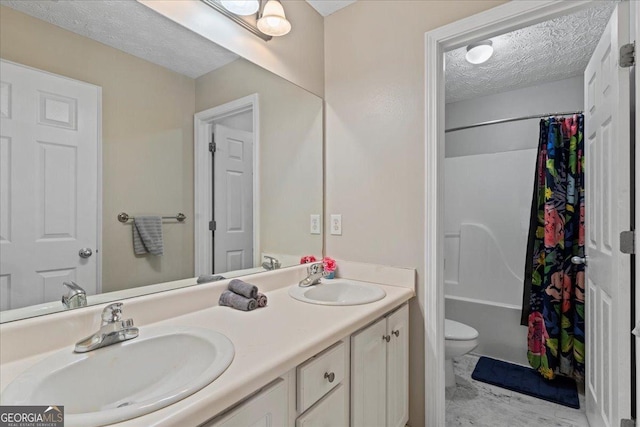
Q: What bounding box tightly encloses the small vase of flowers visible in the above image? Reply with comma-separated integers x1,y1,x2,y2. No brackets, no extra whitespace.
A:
322,257,337,279
300,255,317,264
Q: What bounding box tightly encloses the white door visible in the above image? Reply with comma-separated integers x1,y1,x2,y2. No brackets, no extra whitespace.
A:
386,304,409,427
0,60,100,310
351,317,387,427
213,124,253,273
635,0,640,420
584,3,631,426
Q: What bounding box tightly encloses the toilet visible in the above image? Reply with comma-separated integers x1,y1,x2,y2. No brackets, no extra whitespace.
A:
445,319,479,387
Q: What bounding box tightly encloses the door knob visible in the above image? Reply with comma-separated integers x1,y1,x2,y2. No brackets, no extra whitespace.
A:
79,248,93,258
571,256,587,265
324,372,335,383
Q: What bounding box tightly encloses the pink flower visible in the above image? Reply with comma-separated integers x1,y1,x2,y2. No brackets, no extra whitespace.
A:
544,205,564,247
300,255,317,264
528,312,548,356
322,257,337,272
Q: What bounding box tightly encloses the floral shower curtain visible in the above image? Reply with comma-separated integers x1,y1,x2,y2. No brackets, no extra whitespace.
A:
521,115,585,380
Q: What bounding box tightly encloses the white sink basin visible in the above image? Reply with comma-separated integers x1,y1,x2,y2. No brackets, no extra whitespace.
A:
1,326,234,427
289,279,386,306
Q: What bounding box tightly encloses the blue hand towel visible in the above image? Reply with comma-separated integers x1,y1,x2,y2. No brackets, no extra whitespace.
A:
132,216,163,256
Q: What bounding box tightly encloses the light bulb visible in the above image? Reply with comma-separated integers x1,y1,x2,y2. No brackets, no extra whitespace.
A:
221,0,260,16
257,0,291,36
465,41,494,65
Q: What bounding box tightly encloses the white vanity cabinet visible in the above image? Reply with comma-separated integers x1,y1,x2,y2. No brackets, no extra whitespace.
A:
203,378,289,427
295,341,349,426
351,303,409,427
202,303,409,427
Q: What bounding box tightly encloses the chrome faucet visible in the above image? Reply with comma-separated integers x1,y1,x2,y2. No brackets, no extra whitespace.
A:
299,262,329,287
262,255,281,271
74,303,139,353
62,281,87,309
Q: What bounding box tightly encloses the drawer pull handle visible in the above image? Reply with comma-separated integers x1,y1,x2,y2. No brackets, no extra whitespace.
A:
383,335,391,342
324,372,335,383
392,330,400,337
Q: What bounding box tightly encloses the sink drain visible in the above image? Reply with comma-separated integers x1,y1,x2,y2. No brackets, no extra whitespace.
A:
117,402,134,408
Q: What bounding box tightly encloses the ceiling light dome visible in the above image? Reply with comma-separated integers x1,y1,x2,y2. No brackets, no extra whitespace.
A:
221,0,260,16
465,40,494,65
257,0,291,36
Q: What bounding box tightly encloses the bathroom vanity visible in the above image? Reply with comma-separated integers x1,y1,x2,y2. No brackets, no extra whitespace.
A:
0,261,414,426
204,304,409,427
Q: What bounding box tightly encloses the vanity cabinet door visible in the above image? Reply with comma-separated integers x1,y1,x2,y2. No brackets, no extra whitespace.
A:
295,384,347,427
386,304,409,427
204,378,288,427
350,317,387,427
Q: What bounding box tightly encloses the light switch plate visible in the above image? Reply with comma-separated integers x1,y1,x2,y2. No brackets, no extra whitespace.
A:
310,214,321,235
330,214,342,235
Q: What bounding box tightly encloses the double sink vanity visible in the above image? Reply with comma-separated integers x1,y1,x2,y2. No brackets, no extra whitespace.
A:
0,261,414,426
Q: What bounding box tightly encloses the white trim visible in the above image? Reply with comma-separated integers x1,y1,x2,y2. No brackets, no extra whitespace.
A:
194,94,260,276
424,1,596,425
95,87,103,294
633,0,640,418
444,295,522,311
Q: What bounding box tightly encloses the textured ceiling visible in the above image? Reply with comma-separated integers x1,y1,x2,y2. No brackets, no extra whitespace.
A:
305,0,357,17
445,2,616,103
1,0,240,79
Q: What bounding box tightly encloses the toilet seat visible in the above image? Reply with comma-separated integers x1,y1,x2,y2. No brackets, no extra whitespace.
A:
445,319,479,341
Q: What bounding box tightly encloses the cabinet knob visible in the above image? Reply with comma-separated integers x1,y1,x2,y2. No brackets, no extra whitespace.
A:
392,330,400,337
383,335,391,342
324,372,335,383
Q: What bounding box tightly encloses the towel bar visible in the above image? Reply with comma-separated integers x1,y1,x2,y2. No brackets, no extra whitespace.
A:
117,212,186,223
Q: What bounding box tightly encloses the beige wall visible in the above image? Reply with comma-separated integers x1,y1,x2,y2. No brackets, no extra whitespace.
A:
0,6,196,293
323,1,506,425
140,0,325,98
196,59,323,259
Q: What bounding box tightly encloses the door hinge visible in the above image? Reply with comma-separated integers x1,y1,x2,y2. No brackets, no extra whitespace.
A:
620,42,635,68
620,230,635,254
209,132,216,154
621,419,636,427
209,220,216,231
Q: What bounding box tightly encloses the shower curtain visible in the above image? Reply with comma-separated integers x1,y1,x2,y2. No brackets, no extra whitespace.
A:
521,115,585,381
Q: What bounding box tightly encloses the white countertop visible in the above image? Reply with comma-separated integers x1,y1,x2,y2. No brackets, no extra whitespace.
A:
0,261,415,427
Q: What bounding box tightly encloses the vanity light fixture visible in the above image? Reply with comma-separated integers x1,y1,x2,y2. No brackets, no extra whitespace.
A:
201,0,291,41
465,40,494,65
257,0,291,37
220,0,260,16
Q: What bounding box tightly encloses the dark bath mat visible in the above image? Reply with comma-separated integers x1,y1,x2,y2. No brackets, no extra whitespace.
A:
471,356,579,409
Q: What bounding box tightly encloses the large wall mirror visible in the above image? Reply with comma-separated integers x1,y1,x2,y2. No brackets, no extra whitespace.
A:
0,1,323,322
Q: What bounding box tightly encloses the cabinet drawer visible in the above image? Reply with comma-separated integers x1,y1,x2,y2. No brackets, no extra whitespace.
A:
296,384,347,427
297,341,345,413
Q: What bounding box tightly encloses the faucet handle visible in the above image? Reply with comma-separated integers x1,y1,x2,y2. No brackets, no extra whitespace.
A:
307,262,324,274
101,303,124,324
62,281,87,309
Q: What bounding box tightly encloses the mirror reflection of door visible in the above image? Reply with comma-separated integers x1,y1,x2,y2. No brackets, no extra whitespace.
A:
212,119,254,274
0,60,100,310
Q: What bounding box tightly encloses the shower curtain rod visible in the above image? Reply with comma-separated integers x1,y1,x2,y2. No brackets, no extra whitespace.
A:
445,110,584,133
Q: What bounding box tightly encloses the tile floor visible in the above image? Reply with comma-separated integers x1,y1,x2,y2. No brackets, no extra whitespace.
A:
445,354,589,427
